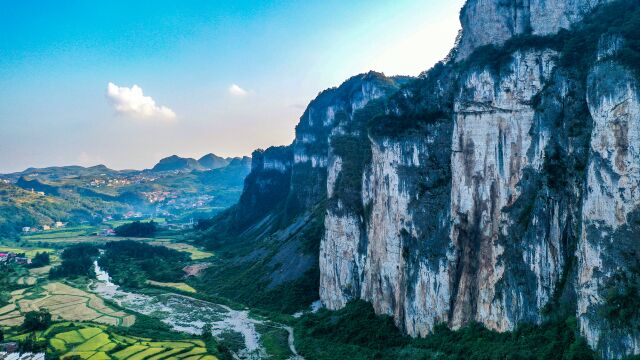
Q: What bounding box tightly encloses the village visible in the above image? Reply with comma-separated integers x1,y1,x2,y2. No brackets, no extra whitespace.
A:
20,221,65,234
0,252,29,266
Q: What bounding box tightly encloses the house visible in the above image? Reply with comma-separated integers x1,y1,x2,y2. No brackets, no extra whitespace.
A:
55,221,65,228
15,257,29,265
99,228,116,237
22,227,31,233
42,225,50,231
0,253,28,265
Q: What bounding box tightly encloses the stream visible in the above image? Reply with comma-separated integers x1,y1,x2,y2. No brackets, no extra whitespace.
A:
91,261,303,360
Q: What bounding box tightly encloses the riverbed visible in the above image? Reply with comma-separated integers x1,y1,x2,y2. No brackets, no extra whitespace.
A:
91,261,303,359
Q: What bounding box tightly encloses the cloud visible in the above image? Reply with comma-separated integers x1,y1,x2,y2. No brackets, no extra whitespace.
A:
228,84,249,96
106,82,176,120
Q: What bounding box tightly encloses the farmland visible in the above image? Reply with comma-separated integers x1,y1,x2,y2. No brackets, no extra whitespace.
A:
9,322,218,360
0,281,135,328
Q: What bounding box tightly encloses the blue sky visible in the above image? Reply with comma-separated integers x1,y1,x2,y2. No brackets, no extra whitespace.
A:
0,0,464,172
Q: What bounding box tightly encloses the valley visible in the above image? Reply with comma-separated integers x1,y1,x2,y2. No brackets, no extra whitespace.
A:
2,0,640,359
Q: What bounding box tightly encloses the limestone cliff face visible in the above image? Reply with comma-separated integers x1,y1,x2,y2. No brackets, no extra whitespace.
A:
286,73,404,219
578,57,640,358
456,0,613,60
449,49,559,331
221,0,640,358
317,1,640,358
232,146,293,230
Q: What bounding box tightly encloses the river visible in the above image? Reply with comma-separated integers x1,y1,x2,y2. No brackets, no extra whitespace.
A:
91,261,303,360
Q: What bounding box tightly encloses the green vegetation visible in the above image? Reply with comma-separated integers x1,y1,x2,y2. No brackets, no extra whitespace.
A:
49,244,99,279
22,309,52,331
0,182,119,240
29,252,50,268
194,207,325,314
98,240,190,288
295,301,596,360
6,322,218,359
114,220,157,237
601,259,640,329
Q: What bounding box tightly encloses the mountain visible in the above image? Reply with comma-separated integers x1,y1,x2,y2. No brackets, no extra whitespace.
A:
0,164,123,183
198,153,230,169
198,0,640,358
151,155,202,172
151,153,239,172
0,154,252,238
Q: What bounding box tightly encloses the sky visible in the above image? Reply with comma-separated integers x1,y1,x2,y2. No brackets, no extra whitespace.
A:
0,0,465,173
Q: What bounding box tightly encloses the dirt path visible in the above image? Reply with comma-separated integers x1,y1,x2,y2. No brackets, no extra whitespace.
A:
283,325,304,360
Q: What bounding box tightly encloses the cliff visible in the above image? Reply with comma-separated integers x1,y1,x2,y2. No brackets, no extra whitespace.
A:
203,0,640,358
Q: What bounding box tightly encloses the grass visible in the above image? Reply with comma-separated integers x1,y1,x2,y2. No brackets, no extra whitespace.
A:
146,280,196,293
256,324,293,360
150,240,214,260
22,226,96,241
0,245,55,258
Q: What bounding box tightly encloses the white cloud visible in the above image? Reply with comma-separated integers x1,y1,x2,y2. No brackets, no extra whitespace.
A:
106,82,176,120
228,84,249,96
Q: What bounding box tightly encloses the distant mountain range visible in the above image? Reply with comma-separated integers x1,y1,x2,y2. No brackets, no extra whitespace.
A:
0,153,252,239
151,153,250,172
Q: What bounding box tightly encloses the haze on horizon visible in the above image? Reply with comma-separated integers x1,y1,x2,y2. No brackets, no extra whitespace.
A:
0,0,464,173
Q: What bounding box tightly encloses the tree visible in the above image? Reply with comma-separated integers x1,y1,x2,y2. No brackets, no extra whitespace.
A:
201,324,213,341
22,309,52,331
0,328,4,342
29,252,50,268
114,221,157,237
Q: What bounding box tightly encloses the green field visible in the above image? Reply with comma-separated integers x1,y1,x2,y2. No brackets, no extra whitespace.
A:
19,323,219,359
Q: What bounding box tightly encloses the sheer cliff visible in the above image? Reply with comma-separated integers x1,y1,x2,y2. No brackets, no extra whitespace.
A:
202,0,640,358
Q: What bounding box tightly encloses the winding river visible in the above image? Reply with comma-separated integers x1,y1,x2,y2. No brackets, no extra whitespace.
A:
91,261,303,360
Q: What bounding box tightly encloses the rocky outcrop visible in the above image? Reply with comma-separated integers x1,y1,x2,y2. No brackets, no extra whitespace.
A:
578,58,640,358
286,72,406,218
232,146,293,230
216,0,640,358
456,0,613,60
448,49,559,330
318,1,640,358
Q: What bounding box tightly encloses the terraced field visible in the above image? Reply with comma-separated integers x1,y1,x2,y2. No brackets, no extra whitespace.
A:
0,282,135,327
47,325,217,360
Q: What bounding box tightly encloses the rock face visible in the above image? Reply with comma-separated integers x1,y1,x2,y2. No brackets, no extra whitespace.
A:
578,59,640,359
220,0,640,358
317,1,639,358
456,0,613,60
448,49,559,331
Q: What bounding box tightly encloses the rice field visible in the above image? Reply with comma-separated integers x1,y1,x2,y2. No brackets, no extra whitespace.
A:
0,282,135,327
0,245,55,258
46,324,217,359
